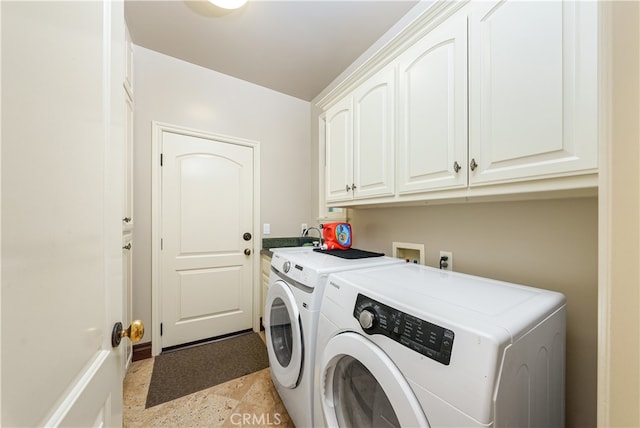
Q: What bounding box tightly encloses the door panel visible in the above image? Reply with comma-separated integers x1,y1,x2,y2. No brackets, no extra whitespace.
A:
2,1,124,425
177,154,243,253
178,267,242,318
161,131,254,348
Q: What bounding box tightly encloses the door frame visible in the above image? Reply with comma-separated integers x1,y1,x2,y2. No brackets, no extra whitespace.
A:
151,121,261,356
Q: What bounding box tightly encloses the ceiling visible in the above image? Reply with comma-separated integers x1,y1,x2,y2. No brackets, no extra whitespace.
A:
124,0,420,101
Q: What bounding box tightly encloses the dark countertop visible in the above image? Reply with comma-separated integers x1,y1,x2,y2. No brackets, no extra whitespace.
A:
260,237,318,257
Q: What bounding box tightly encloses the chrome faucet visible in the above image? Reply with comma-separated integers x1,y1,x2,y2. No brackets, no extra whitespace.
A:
302,226,323,247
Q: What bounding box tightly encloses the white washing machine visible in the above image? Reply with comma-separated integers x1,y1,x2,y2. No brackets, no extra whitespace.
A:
315,263,566,428
265,247,404,428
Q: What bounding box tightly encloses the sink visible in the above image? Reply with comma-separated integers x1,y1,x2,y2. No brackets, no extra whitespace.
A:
262,236,319,251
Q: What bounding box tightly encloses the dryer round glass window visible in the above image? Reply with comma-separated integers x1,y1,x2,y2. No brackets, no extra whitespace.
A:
320,332,429,427
332,355,400,428
269,297,293,367
264,279,302,388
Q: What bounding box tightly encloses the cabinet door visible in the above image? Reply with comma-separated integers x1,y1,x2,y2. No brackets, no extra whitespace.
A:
260,254,271,320
397,13,468,194
122,235,133,373
468,0,597,186
123,93,133,231
325,96,354,202
353,66,396,199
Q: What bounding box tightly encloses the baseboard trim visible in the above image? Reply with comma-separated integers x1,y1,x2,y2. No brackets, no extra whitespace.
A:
133,342,152,361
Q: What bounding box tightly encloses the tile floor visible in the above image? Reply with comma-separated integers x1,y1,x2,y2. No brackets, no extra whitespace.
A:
123,334,294,427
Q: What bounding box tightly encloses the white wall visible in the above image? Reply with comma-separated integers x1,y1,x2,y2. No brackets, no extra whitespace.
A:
347,198,598,427
132,46,313,343
598,2,640,425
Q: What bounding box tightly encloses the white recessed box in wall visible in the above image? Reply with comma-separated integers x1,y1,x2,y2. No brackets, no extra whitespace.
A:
392,242,425,264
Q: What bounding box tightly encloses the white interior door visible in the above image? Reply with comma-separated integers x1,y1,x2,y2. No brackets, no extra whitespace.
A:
160,129,255,349
1,1,126,426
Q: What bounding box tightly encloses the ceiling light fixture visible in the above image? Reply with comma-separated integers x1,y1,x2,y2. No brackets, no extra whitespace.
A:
207,0,248,10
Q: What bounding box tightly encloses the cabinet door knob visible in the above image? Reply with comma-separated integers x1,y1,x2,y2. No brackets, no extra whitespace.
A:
453,161,461,173
470,158,478,171
346,184,351,192
123,243,132,250
352,183,357,190
122,217,132,223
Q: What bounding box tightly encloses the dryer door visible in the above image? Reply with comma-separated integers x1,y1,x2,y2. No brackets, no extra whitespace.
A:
265,279,303,388
320,332,429,428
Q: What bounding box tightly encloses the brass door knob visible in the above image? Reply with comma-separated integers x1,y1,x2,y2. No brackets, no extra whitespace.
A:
111,320,144,347
244,248,251,256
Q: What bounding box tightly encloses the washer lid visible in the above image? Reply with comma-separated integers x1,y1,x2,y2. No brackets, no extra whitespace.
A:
270,247,403,288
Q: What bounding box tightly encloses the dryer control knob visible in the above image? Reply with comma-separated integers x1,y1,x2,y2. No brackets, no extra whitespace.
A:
359,309,376,330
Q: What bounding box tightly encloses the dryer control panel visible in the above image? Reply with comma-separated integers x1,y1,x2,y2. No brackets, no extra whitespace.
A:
354,293,454,366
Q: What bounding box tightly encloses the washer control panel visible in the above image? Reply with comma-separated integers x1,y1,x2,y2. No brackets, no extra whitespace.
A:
353,293,454,365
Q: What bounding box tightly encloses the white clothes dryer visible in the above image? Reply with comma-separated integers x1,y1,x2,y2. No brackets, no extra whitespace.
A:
315,263,566,428
265,247,404,428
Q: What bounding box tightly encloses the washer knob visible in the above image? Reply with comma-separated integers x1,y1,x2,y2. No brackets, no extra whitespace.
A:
359,309,376,330
283,261,291,273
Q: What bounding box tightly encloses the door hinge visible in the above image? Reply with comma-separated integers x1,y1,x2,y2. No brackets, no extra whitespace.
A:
160,153,163,166
160,323,163,336
161,238,163,250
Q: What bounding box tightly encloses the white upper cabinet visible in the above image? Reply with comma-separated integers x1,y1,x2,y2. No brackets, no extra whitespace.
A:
353,66,396,199
325,96,353,202
468,0,598,186
397,12,468,194
326,66,396,202
319,0,598,207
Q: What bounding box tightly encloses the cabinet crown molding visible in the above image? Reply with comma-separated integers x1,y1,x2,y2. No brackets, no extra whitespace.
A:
316,0,469,111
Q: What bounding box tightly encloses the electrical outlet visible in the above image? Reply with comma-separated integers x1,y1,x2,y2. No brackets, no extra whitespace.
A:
439,251,453,271
301,223,308,234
